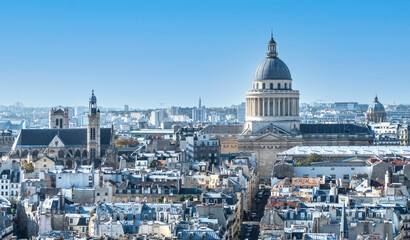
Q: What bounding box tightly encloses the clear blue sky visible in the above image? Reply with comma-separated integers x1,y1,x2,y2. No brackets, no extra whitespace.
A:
1,1,409,108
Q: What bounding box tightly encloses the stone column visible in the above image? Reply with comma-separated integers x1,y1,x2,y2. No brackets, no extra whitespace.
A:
262,98,265,116
278,98,282,116
288,98,292,116
250,98,253,116
280,98,285,116
268,98,271,116
253,98,256,116
272,98,276,116
256,98,259,116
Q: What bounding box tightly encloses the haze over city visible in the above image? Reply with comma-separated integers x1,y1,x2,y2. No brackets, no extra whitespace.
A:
1,1,410,108
2,2,410,240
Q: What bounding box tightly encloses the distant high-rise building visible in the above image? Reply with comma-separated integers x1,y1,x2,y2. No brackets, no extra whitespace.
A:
167,106,180,116
236,102,246,123
150,110,168,128
124,104,129,112
192,108,206,123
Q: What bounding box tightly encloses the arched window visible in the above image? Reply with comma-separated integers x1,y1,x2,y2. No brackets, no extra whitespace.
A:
91,148,96,159
270,83,273,90
278,83,281,89
90,128,96,140
284,83,287,89
262,83,265,89
75,150,81,158
66,160,73,169
289,83,292,89
60,119,63,128
56,119,59,126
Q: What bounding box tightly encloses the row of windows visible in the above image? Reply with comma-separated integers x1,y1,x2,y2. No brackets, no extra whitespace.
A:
253,82,292,90
303,174,351,180
0,191,17,196
96,192,109,196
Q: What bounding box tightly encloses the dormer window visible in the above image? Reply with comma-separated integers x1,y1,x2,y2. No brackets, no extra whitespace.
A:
55,141,58,146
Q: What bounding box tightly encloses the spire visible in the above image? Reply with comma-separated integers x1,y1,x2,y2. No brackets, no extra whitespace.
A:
89,90,98,114
199,97,202,108
374,95,378,102
267,32,278,57
340,204,349,238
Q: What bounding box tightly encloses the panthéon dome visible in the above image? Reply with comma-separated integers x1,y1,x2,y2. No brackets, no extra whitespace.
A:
253,34,292,80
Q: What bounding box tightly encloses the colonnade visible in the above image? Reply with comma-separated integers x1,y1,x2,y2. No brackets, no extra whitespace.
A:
246,97,299,117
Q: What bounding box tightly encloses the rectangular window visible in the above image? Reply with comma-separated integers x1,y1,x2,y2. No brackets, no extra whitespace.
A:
343,174,349,180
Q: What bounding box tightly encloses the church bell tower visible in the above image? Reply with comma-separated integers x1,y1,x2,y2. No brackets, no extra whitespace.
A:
87,90,101,160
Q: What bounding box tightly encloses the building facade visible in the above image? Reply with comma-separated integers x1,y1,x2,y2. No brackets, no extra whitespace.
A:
49,108,69,129
236,35,373,180
11,91,115,168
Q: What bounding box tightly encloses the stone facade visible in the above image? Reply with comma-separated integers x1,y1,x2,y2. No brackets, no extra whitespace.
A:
236,36,373,180
49,108,69,129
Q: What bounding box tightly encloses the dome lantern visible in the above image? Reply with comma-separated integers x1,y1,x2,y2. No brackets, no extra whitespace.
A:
267,32,278,57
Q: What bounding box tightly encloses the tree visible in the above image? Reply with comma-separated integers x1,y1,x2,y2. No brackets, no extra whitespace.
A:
301,153,323,166
157,197,164,203
9,198,16,214
178,194,195,201
21,160,34,173
307,153,322,163
115,138,139,148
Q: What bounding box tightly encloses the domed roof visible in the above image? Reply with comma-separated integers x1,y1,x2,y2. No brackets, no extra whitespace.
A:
254,56,292,80
90,90,97,104
368,95,385,112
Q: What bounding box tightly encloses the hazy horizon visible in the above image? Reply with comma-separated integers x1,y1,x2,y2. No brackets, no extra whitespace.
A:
1,1,410,108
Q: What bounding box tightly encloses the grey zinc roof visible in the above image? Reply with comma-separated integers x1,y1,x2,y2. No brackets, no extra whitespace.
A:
300,124,370,135
16,128,112,146
201,124,243,135
253,56,292,80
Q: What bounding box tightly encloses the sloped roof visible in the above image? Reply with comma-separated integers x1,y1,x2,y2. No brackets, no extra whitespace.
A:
16,128,112,146
201,124,243,135
300,123,370,135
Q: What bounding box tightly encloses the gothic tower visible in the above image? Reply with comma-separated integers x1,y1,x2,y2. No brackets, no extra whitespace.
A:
49,108,69,129
87,90,101,160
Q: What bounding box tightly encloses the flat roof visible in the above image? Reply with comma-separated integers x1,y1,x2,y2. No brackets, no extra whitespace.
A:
131,129,174,134
279,146,410,156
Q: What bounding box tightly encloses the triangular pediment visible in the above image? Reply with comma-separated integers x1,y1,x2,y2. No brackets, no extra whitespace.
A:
48,134,65,148
253,132,288,141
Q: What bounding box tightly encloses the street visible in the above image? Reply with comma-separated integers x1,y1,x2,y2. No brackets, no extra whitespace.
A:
240,187,270,240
